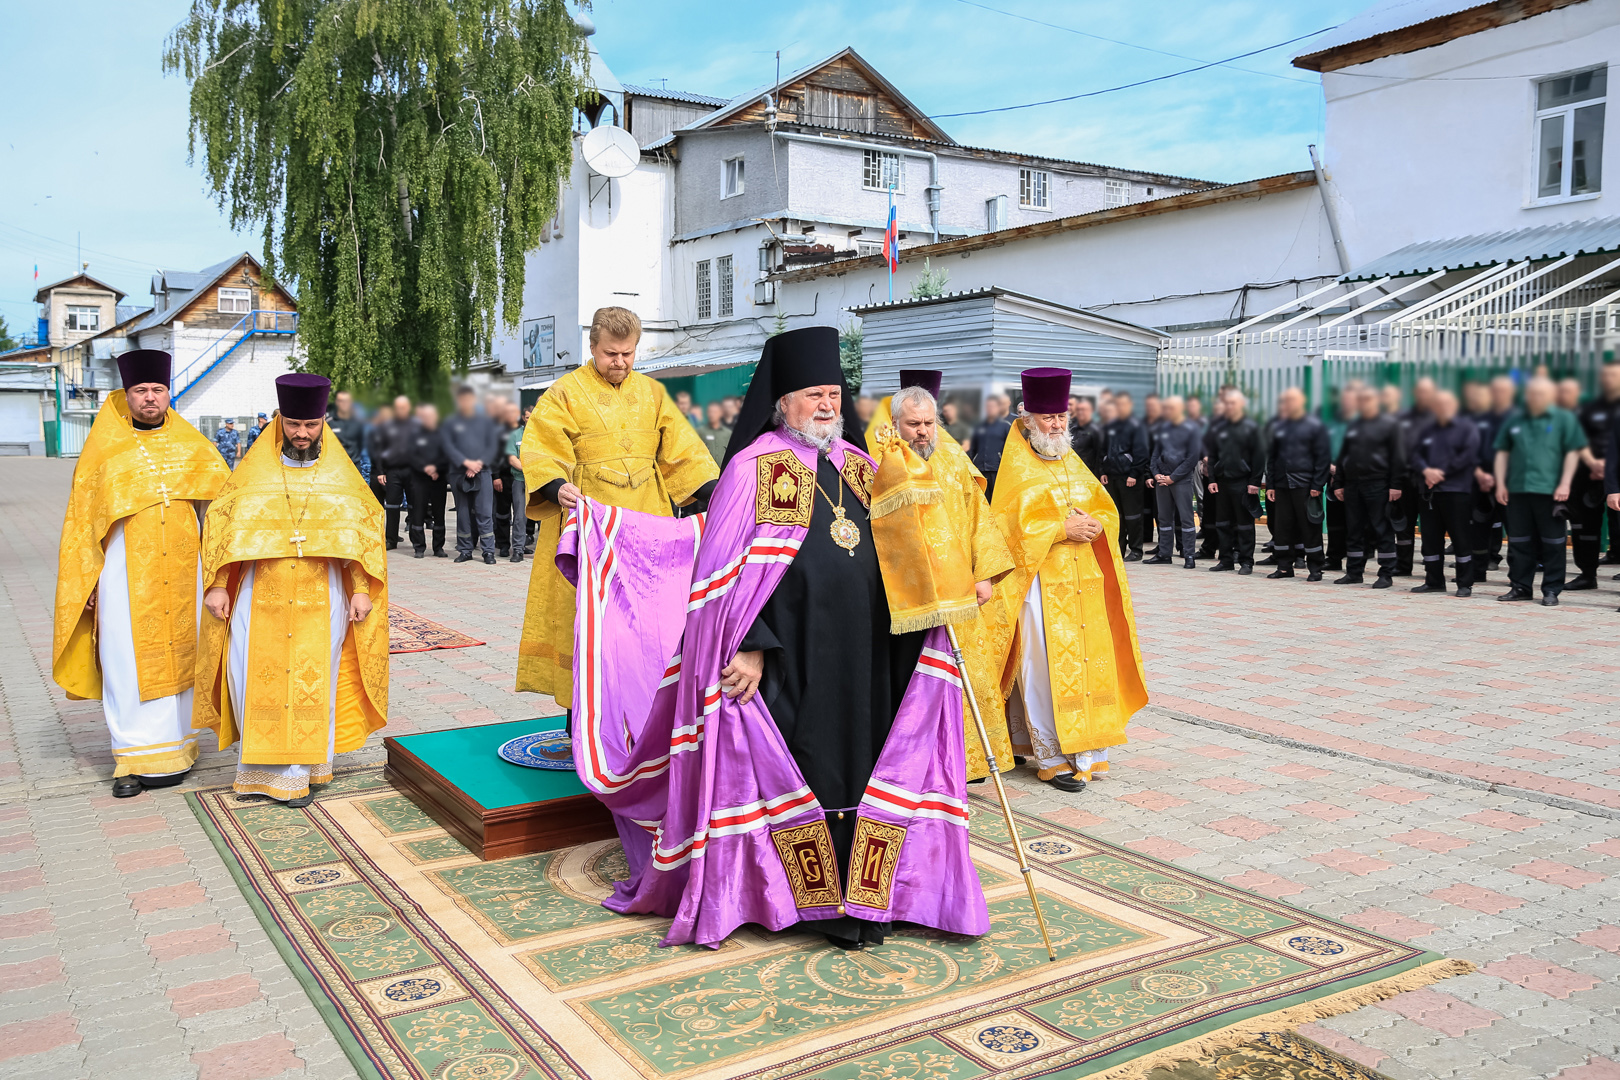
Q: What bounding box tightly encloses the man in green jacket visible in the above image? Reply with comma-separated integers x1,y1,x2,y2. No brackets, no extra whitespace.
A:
1494,376,1586,606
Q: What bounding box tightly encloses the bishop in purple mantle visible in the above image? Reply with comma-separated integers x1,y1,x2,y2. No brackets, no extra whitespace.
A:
558,327,987,950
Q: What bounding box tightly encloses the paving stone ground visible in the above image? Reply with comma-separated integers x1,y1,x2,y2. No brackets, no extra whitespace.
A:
2,456,1617,1079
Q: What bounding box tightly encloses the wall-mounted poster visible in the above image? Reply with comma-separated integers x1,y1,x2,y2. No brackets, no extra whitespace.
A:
523,316,555,371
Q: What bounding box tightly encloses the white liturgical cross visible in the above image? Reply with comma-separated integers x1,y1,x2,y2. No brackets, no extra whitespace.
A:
289,532,308,557
155,482,172,508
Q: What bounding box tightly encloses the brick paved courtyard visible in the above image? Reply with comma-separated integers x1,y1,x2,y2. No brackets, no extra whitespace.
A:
2,455,1617,1079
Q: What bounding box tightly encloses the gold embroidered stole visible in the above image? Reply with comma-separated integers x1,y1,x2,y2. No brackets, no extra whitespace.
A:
240,555,337,760
122,503,204,700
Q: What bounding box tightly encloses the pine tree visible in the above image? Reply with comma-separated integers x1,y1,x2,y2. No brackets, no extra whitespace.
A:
165,0,588,395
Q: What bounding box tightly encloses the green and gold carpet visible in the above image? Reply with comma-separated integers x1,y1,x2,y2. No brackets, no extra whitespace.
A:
190,767,1464,1080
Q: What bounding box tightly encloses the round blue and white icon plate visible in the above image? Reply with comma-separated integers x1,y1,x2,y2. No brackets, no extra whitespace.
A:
496,732,574,770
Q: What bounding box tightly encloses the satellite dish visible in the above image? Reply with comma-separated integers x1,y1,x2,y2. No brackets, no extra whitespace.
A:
582,125,639,179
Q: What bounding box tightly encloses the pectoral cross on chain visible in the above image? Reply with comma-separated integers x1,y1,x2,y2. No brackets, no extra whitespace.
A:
155,482,172,508
289,531,308,558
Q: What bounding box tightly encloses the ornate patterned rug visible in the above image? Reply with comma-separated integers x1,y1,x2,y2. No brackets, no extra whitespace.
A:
387,605,485,654
189,767,1461,1080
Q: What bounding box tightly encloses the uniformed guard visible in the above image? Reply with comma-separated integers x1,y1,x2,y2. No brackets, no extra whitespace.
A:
1206,389,1264,574
1475,375,1520,573
1101,391,1151,562
1409,390,1480,596
1263,387,1332,580
1388,379,1436,577
1323,380,1362,571
1569,366,1620,590
1334,385,1405,587
1462,381,1499,582
1493,376,1587,605
212,416,240,467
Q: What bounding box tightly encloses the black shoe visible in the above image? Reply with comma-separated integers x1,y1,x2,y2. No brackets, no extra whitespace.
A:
1455,586,1472,598
1409,583,1445,593
286,793,315,808
1044,773,1087,793
1306,571,1322,582
859,921,890,946
1185,557,1197,570
967,776,988,785
1564,575,1597,591
1123,551,1142,563
1197,548,1217,560
1265,569,1294,579
525,541,536,555
1371,575,1392,589
1237,564,1253,575
1490,559,1503,571
413,549,425,559
1143,555,1173,565
1209,562,1235,572
1013,756,1028,767
454,552,474,563
1497,589,1534,602
1542,595,1561,607
433,548,449,558
824,932,862,951
386,540,398,550
136,771,188,789
509,553,523,563
112,775,143,798
497,547,510,558
1333,574,1363,585
1324,559,1342,571
1256,555,1278,566
483,552,497,565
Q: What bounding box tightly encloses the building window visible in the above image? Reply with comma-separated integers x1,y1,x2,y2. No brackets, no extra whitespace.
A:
65,305,100,332
717,255,734,318
696,260,712,320
863,149,902,192
721,157,745,199
1019,168,1050,209
1105,179,1131,206
985,194,1008,231
855,240,884,258
1536,66,1606,200
218,287,252,314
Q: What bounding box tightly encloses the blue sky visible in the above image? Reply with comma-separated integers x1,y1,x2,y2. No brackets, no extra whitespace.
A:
0,0,1369,337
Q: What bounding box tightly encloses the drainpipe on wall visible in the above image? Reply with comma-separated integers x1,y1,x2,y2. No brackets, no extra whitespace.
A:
1309,144,1351,276
772,131,941,243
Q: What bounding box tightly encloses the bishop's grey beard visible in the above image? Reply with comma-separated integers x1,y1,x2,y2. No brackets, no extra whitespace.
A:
284,434,323,463
778,414,844,455
912,435,937,460
1025,425,1069,460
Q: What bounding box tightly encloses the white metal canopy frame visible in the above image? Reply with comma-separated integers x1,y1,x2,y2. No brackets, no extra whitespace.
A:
1159,249,1620,413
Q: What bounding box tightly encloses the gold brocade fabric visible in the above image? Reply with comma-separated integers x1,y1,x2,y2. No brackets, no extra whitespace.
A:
52,392,229,702
990,422,1148,756
194,422,388,762
868,424,976,633
516,363,718,707
867,401,1017,779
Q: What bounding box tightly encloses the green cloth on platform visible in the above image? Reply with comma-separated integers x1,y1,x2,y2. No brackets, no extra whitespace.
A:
392,716,584,809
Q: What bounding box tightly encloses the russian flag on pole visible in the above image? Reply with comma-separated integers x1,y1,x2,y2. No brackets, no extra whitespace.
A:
884,199,900,273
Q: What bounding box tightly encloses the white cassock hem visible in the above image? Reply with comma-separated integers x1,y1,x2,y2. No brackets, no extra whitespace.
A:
227,559,348,801
97,519,202,778
1010,572,1111,776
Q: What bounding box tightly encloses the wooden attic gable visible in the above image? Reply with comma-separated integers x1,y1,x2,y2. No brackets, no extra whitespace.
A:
707,48,954,143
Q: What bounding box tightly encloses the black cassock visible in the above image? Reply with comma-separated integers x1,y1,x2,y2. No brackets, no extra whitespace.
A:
740,453,925,943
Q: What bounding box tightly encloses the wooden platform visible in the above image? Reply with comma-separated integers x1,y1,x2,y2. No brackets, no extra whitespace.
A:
383,721,616,861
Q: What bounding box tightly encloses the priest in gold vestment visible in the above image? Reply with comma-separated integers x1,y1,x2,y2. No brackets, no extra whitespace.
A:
992,368,1147,793
52,351,231,797
195,374,388,806
517,306,718,711
866,371,1016,781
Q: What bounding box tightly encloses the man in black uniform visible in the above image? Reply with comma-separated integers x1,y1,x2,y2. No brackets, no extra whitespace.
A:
1462,381,1499,583
1069,395,1106,475
1145,395,1201,568
1389,379,1436,576
1206,390,1264,574
1476,375,1519,572
1334,385,1405,588
1101,390,1151,562
1410,390,1480,596
969,393,1013,500
442,385,503,564
375,395,417,550
326,390,366,467
1264,387,1332,580
486,394,516,558
1569,365,1620,590
1141,393,1163,547
1323,380,1362,571
1197,392,1229,560
407,403,450,558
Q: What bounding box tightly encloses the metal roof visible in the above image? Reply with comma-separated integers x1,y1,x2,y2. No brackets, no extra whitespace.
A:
1348,216,1620,279
620,84,729,107
1294,0,1492,61
637,346,758,378
135,252,278,331
850,287,1167,345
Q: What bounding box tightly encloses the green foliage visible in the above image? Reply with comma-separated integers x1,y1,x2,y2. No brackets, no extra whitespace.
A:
164,0,588,396
0,316,17,353
838,320,863,391
769,309,788,337
908,257,949,300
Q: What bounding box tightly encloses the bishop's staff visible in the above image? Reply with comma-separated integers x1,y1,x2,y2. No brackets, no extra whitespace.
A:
867,423,1057,963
